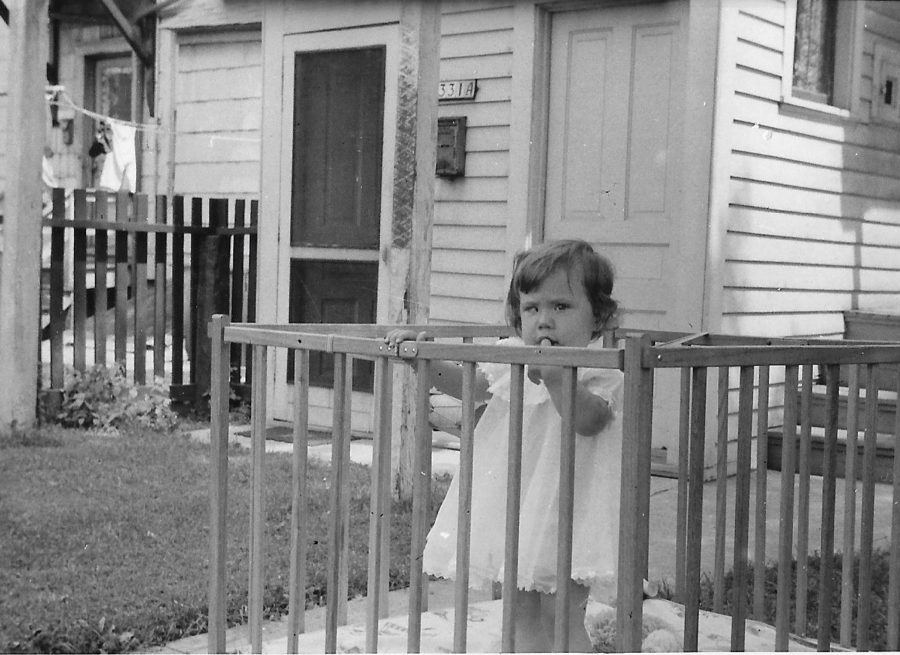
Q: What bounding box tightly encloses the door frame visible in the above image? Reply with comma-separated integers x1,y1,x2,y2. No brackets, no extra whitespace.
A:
272,24,399,424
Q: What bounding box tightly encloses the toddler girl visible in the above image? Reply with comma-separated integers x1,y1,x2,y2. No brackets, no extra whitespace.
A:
386,239,623,652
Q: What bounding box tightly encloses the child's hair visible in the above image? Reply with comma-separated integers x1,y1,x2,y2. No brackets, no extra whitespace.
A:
505,239,618,339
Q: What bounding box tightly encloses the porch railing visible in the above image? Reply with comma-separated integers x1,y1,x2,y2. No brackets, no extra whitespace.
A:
208,319,900,652
41,189,257,410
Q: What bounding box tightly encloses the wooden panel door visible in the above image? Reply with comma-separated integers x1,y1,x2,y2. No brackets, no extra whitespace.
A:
544,2,686,331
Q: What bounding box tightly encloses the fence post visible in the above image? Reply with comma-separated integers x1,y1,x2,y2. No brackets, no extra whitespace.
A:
616,334,654,652
192,198,231,404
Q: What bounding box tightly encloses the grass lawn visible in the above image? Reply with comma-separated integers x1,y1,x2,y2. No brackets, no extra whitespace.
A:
0,426,451,654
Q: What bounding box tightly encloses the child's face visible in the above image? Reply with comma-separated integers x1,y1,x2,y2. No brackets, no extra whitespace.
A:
518,266,596,348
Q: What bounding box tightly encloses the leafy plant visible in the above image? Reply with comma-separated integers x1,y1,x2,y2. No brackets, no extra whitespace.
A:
49,365,178,434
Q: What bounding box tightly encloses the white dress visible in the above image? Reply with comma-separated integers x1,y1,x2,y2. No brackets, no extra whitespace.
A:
423,338,624,600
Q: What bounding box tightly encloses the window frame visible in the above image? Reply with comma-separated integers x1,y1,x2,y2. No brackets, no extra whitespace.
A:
781,0,865,120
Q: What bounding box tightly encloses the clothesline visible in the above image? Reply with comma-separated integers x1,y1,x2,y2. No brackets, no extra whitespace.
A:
45,86,262,143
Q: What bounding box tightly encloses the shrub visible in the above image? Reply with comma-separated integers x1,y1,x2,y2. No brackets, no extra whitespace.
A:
50,365,178,434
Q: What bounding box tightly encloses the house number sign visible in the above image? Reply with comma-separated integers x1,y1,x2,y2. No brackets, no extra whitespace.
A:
439,79,477,101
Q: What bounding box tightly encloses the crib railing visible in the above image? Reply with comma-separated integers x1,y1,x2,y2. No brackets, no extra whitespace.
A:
207,318,900,653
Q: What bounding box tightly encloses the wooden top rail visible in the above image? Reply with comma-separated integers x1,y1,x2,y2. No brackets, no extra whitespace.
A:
649,343,900,368
224,322,513,339
220,323,624,368
42,218,257,236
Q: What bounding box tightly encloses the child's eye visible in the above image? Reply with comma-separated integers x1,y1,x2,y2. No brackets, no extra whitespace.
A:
522,305,537,314
554,303,569,311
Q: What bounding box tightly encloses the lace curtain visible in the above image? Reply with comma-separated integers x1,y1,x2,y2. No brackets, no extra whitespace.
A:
793,0,837,103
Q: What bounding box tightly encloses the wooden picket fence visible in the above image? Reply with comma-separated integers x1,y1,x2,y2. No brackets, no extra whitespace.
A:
207,320,900,653
41,188,258,410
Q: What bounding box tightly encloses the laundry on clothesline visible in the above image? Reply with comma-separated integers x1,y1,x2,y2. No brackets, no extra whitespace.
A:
98,120,137,192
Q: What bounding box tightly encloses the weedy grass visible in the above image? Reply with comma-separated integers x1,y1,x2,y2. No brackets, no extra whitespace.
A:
0,425,450,653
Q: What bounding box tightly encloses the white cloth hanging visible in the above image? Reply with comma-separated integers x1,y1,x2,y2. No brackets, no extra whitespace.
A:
99,120,137,192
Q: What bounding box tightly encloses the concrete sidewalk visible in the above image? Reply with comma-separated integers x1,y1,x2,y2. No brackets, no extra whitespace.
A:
171,424,894,653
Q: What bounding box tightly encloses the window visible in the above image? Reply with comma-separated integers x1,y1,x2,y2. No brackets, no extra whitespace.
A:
782,0,863,116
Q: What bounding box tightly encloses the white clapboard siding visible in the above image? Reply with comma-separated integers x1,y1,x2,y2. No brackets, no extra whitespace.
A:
172,30,262,196
719,0,900,351
431,0,512,334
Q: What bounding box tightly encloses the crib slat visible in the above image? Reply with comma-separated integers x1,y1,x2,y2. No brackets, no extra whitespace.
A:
153,195,167,380
288,349,310,654
616,335,654,652
684,366,708,652
230,199,246,383
856,364,878,650
795,364,813,636
753,365,769,621
729,365,754,651
775,365,798,650
249,345,268,654
553,367,577,654
407,358,433,653
245,200,258,384
675,367,690,603
888,366,900,650
713,366,729,614
325,352,348,653
366,356,392,653
207,315,230,654
453,361,477,653
817,364,840,652
501,364,525,652
72,190,88,372
338,357,353,625
839,364,861,647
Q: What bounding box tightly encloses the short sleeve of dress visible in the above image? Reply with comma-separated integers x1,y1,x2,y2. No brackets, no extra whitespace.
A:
477,337,520,390
577,341,624,416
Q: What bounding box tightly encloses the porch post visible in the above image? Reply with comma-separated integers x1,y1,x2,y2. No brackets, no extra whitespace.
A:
388,0,441,500
0,0,48,430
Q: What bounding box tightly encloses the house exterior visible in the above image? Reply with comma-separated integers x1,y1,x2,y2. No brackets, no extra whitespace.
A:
3,0,900,470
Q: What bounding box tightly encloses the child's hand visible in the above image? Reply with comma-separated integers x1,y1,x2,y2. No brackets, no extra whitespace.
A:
384,328,419,352
527,338,562,388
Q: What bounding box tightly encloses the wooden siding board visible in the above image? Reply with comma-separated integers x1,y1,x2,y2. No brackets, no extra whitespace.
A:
177,67,262,102
731,151,900,201
432,224,507,250
864,5,900,44
725,261,900,292
429,296,505,325
735,7,784,52
729,179,900,220
453,125,509,152
175,133,261,164
441,5,514,35
432,272,505,301
176,99,262,133
174,162,260,194
441,30,513,58
734,38,782,77
733,94,900,150
178,38,261,71
435,151,508,178
720,313,845,338
725,232,900,269
733,66,783,103
434,200,508,226
440,53,512,79
731,120,900,178
434,178,508,202
722,289,880,314
728,207,900,248
736,0,785,29
432,249,508,276
438,99,510,127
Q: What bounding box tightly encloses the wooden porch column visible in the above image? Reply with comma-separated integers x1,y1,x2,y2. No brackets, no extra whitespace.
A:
388,1,441,500
0,0,48,430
